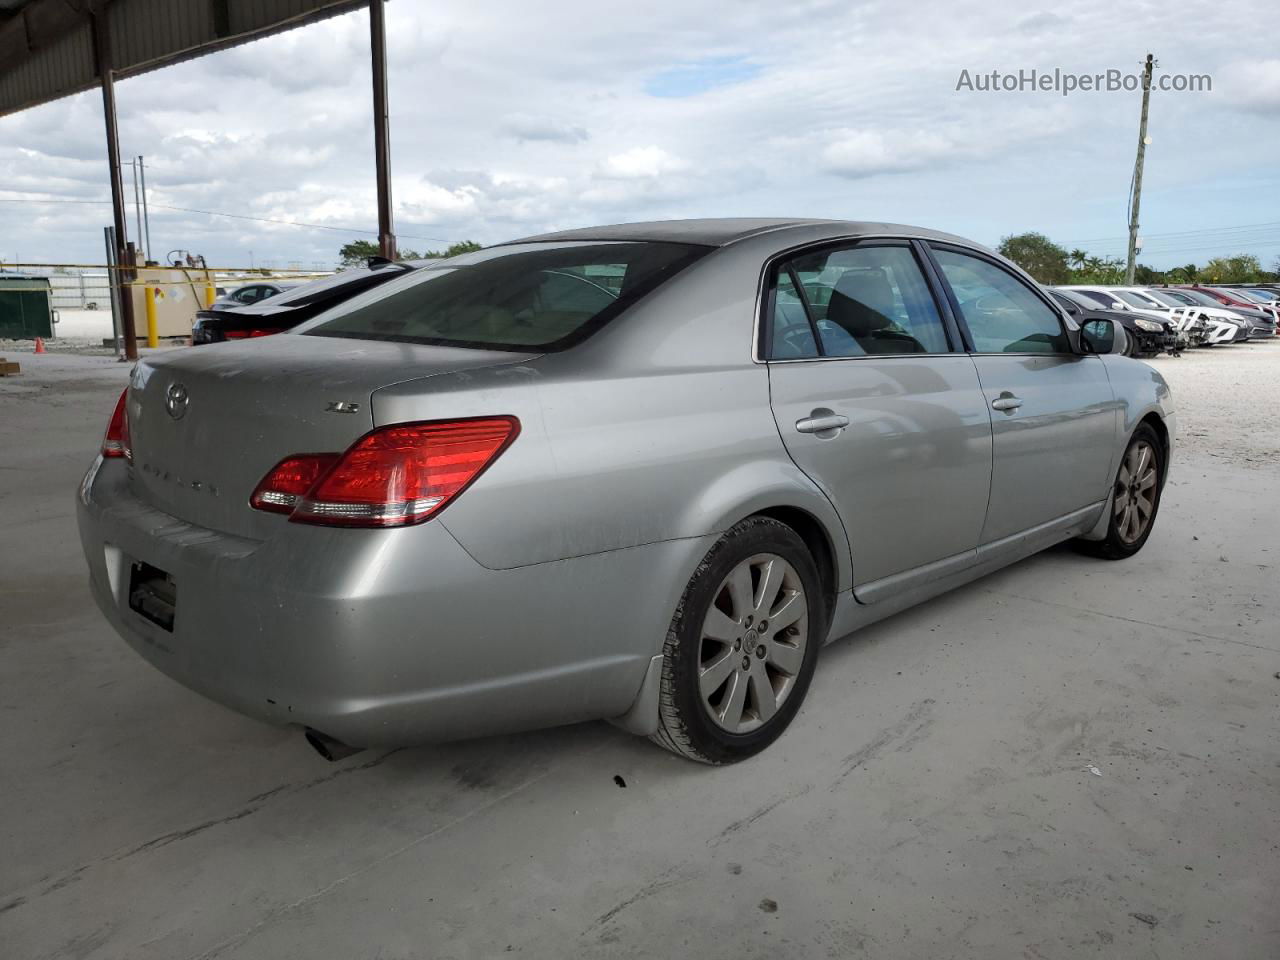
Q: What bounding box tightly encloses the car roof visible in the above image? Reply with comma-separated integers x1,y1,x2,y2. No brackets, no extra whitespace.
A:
500,217,976,249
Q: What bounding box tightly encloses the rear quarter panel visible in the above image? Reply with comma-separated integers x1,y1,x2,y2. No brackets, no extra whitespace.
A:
371,241,853,587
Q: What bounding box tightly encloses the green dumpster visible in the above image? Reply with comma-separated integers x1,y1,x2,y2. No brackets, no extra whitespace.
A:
0,276,55,340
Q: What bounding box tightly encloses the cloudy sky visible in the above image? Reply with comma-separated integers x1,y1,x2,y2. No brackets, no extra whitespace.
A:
1,0,1277,271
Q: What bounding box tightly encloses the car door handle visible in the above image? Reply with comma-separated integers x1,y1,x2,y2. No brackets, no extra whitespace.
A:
990,395,1023,411
795,413,849,434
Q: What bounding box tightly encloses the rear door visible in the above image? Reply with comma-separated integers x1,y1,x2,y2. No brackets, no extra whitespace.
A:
926,244,1117,543
764,240,993,587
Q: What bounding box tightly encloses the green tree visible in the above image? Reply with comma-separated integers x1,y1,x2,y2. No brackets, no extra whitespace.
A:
997,232,1072,284
1133,263,1165,284
421,240,483,259
338,239,428,268
1068,249,1088,271
1197,255,1263,284
1166,263,1198,283
1070,255,1126,284
338,239,379,268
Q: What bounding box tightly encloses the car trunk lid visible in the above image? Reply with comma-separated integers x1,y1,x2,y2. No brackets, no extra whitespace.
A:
126,334,533,539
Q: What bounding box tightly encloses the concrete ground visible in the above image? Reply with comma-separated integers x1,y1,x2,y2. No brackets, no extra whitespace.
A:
2,344,1277,960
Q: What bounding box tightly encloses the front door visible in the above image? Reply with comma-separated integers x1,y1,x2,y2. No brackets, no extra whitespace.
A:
928,245,1118,543
764,241,993,587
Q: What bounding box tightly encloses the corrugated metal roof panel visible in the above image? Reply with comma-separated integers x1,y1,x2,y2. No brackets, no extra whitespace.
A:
0,0,367,117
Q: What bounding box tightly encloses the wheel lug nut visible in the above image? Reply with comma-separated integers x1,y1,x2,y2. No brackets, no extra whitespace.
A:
758,620,768,631
744,615,753,627
734,639,741,650
756,646,767,659
741,656,750,670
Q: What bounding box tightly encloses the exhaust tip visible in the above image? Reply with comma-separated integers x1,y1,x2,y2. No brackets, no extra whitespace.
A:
304,728,364,762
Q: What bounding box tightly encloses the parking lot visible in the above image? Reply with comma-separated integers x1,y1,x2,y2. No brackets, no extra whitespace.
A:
0,341,1275,959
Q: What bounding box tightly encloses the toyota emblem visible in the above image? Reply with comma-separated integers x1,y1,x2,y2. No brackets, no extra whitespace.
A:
165,383,189,420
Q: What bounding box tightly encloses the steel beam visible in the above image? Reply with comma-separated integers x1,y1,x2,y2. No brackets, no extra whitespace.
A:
93,9,138,360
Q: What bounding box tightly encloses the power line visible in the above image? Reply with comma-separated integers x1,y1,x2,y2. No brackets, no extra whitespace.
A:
1063,219,1280,245
0,194,458,243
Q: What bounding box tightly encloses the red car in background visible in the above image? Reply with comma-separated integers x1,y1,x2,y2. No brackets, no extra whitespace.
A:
1177,285,1280,323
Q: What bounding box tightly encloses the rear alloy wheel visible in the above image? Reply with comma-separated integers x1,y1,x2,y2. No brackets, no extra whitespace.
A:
1076,423,1164,559
651,517,823,763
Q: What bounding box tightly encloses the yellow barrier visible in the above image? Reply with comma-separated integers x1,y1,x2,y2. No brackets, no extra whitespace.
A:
205,283,216,308
144,286,159,348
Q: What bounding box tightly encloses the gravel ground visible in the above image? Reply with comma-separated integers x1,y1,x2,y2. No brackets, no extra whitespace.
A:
1148,339,1280,468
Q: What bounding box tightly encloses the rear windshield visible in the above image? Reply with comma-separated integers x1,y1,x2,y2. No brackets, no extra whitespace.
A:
300,241,707,351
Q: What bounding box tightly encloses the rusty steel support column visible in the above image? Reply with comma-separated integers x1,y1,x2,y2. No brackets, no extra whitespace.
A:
93,9,138,360
369,0,396,260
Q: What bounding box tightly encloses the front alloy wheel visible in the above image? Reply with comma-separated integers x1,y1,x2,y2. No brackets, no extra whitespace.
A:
1114,439,1158,544
1076,423,1165,560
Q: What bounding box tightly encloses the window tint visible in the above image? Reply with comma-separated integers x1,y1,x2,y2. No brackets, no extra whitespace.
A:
933,250,1068,354
771,244,948,357
303,241,706,351
1071,289,1117,308
1116,291,1157,308
1050,292,1080,315
769,270,818,358
1143,290,1185,308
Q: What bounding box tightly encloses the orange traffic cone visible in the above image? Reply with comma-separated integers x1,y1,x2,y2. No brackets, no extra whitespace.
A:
34,337,46,354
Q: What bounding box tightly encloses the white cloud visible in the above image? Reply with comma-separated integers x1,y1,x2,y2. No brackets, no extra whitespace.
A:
597,146,686,179
499,114,589,143
1,0,1278,269
1217,58,1280,114
821,130,955,179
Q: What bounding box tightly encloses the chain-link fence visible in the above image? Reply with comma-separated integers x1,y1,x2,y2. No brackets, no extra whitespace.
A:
47,272,113,310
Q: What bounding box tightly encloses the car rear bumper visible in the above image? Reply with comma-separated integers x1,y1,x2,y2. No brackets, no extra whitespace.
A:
77,457,708,746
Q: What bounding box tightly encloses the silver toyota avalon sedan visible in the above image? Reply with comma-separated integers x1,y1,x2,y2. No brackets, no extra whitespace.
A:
77,219,1175,764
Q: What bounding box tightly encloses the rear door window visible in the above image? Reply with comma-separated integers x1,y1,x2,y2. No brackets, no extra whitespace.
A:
768,270,819,358
301,241,707,351
765,243,951,358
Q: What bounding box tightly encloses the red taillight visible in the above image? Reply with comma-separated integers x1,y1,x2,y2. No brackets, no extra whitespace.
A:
224,329,277,339
249,453,340,513
249,417,519,527
102,387,131,460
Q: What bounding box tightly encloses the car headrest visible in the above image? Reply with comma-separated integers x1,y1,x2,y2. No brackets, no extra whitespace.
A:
827,269,895,337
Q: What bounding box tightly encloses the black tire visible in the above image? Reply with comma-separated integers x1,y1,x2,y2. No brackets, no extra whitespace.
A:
650,517,824,764
1075,423,1165,560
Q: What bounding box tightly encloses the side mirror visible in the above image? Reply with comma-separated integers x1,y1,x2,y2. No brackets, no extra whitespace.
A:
1081,318,1128,355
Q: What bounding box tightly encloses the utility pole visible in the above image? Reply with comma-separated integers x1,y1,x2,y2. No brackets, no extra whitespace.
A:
1125,53,1156,285
138,156,152,261
129,158,144,260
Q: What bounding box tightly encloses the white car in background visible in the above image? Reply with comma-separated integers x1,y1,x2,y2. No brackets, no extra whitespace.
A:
1062,286,1242,346
1139,287,1266,341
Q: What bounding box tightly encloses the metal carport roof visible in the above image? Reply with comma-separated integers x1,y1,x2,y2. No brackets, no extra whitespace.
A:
0,0,397,360
0,0,368,118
